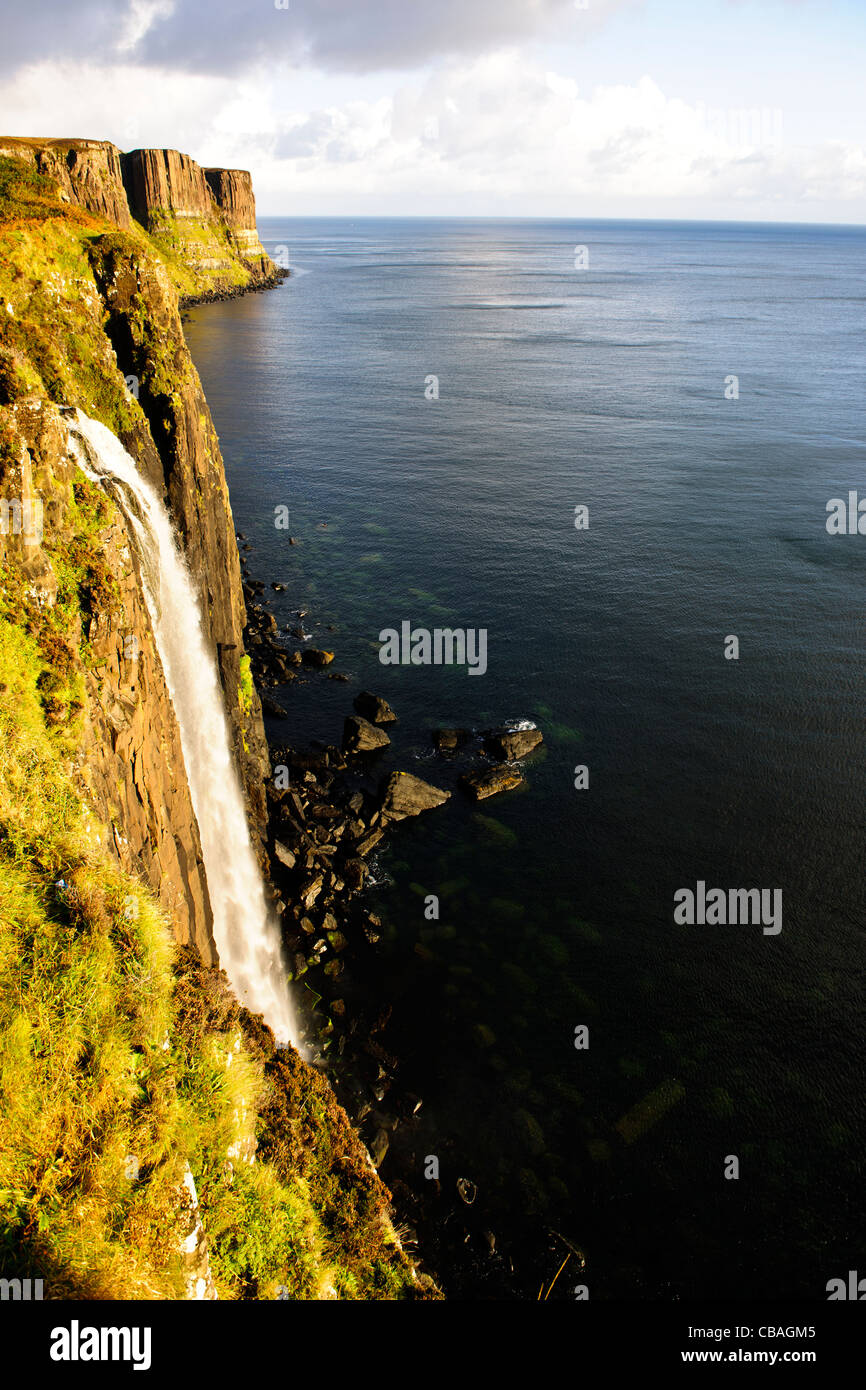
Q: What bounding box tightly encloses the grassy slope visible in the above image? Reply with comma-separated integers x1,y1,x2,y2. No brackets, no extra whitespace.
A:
0,154,425,1299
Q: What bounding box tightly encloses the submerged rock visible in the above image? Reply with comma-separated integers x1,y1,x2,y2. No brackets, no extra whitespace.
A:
484,726,543,761
432,727,469,751
460,766,524,801
353,690,397,724
380,771,450,822
343,715,390,753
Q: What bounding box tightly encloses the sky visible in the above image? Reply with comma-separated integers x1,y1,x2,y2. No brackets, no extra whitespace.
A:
0,0,864,222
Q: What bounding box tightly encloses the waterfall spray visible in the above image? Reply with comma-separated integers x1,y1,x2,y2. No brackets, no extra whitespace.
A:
68,411,300,1051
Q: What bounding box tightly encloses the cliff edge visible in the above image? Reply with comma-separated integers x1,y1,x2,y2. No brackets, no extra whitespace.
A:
0,137,281,299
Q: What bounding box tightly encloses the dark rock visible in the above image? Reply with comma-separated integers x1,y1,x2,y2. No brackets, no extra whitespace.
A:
432,727,469,751
302,648,334,667
328,672,350,683
343,858,368,892
353,691,397,724
460,766,524,800
271,582,285,591
370,1129,390,1168
355,827,385,856
262,697,287,718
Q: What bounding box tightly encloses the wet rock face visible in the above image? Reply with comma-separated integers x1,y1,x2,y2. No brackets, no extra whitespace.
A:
0,399,216,960
88,234,272,851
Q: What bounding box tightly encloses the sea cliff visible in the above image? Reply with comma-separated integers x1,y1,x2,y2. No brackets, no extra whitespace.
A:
0,141,432,1299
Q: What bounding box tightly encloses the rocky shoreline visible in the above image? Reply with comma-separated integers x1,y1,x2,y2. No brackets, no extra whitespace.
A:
239,551,546,1292
181,265,290,310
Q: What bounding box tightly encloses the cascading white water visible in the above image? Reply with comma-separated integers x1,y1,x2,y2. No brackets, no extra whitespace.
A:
68,411,300,1050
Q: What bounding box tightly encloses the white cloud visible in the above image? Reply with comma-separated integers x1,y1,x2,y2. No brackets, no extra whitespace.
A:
256,53,866,211
0,49,863,219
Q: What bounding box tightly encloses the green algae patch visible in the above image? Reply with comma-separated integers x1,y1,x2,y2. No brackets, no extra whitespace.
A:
615,1078,686,1145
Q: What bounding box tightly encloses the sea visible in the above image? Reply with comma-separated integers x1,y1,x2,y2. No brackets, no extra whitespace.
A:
184,217,866,1299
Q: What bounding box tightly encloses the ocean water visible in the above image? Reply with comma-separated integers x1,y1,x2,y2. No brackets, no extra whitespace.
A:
184,218,866,1299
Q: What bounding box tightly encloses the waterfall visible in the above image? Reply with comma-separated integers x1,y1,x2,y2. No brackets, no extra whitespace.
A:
68,411,299,1050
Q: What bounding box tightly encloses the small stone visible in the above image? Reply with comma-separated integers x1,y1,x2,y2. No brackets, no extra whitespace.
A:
300,875,324,909
273,840,296,870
